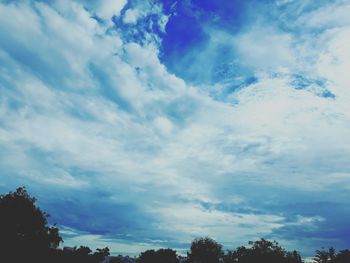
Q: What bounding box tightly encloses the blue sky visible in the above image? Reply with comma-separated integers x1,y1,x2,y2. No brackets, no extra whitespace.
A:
1,0,350,258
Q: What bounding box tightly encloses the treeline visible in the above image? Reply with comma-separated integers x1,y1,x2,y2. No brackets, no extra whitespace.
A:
0,187,349,263
137,238,350,263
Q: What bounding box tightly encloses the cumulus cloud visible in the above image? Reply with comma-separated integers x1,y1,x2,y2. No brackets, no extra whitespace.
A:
92,0,127,20
233,26,295,71
123,8,142,24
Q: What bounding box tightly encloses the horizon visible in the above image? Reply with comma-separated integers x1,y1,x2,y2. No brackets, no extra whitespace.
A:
0,0,350,258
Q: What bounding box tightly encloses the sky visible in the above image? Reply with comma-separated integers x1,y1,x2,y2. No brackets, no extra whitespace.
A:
0,0,350,258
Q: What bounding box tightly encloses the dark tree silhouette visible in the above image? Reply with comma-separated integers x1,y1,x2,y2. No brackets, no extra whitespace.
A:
314,248,350,263
223,239,302,263
137,248,179,263
0,187,111,263
285,250,303,263
314,247,336,263
55,245,110,263
110,256,125,263
0,187,62,263
187,237,224,263
334,249,350,263
93,246,110,262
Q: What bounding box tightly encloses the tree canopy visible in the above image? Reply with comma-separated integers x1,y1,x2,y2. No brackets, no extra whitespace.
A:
314,248,350,263
223,239,302,263
137,248,179,263
0,187,62,262
187,237,224,263
0,187,109,263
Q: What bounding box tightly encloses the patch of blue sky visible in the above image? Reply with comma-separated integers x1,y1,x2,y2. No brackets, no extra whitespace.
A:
290,74,335,98
271,201,350,248
159,0,247,84
34,182,162,242
49,199,151,237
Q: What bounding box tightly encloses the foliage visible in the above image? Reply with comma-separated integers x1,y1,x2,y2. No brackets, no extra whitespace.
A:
187,237,224,263
138,248,179,263
110,256,125,263
0,187,62,262
314,248,350,263
314,247,336,263
0,187,109,263
334,249,350,263
223,239,302,263
50,246,110,263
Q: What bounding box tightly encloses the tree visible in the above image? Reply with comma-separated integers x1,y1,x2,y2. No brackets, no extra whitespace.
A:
286,250,303,263
314,247,336,263
0,187,62,263
57,245,110,263
224,239,302,263
110,256,125,263
334,249,350,263
314,248,350,263
138,248,179,263
187,237,224,263
93,246,110,262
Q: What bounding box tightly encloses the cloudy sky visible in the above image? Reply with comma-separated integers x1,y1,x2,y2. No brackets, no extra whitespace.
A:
1,0,350,257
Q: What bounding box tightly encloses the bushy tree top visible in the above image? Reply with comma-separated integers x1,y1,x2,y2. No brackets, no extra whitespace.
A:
138,248,179,263
0,187,62,250
187,237,224,263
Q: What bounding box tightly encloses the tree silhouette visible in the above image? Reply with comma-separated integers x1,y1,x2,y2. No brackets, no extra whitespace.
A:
55,245,110,263
285,250,303,263
93,246,110,262
314,248,350,263
138,248,179,263
314,247,336,263
110,256,125,263
224,239,302,263
0,187,62,263
334,249,350,263
187,237,224,263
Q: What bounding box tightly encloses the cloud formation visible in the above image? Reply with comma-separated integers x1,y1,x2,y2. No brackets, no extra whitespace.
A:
0,0,350,257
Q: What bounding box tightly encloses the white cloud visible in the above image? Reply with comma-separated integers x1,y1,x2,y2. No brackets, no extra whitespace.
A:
298,1,350,29
233,26,295,71
95,0,127,20
121,1,169,33
20,169,88,188
275,0,294,6
123,8,142,24
151,203,285,245
60,226,162,255
154,116,174,136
